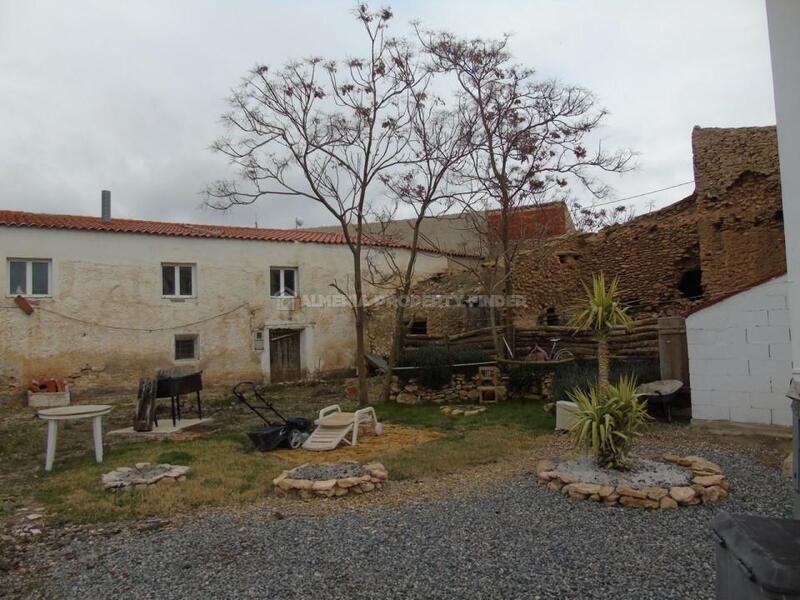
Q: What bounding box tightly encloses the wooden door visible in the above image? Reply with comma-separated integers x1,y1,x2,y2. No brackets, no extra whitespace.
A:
269,329,302,383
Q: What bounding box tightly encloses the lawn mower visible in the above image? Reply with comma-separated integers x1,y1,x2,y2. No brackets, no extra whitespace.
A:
232,381,311,451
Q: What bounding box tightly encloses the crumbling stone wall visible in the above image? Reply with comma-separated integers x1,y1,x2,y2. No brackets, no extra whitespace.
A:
692,126,785,298
514,126,785,322
370,126,786,349
513,195,700,324
366,270,485,356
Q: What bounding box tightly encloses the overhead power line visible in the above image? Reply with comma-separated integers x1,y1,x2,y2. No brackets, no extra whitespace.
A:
587,180,695,209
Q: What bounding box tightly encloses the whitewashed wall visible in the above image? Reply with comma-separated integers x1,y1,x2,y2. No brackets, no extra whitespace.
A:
687,274,793,427
0,226,452,398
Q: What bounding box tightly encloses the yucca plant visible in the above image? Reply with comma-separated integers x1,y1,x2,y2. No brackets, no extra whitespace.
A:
568,375,650,470
569,273,632,391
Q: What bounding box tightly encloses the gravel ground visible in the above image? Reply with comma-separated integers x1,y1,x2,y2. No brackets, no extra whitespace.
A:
290,463,366,480
8,431,793,600
553,457,692,487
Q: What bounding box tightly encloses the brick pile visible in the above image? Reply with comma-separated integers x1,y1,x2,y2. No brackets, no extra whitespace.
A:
28,378,67,394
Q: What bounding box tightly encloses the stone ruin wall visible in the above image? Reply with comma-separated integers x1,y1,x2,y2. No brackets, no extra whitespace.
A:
692,126,786,298
513,196,700,325
514,126,785,324
367,126,786,346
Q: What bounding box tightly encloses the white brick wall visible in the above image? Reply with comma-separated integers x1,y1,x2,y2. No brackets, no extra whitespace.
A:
687,274,793,427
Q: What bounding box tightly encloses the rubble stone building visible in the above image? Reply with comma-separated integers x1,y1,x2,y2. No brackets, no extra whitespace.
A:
514,126,784,325
371,125,786,342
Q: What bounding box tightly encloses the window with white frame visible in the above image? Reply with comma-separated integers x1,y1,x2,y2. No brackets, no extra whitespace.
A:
8,259,51,297
270,267,297,297
162,263,195,298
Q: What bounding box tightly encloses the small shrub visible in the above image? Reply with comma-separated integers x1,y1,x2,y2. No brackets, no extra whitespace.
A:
569,375,651,470
397,347,490,389
505,364,542,395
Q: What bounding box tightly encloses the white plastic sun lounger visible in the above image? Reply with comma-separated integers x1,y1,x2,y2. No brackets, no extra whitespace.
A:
302,404,383,451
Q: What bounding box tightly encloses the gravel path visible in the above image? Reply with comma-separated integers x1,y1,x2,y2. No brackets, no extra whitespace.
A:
11,440,793,600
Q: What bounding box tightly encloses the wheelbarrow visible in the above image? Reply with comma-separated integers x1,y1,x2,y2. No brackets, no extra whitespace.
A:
635,379,683,423
232,382,311,451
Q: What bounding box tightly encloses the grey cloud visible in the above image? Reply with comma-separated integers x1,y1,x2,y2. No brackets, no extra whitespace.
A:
0,0,775,227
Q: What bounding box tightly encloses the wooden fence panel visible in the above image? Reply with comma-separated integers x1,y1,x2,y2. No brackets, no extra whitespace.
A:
403,318,660,359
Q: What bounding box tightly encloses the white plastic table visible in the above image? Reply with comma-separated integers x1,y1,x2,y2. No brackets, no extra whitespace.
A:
37,405,113,471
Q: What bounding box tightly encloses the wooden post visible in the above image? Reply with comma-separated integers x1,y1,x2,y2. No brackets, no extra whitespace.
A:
657,317,690,389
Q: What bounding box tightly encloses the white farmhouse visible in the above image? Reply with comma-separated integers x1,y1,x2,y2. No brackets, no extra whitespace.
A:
0,200,456,400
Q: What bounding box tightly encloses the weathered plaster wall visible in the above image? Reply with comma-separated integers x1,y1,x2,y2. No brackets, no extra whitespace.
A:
0,228,449,399
687,274,792,427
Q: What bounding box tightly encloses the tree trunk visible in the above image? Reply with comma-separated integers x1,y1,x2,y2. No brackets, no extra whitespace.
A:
503,274,514,357
355,303,368,407
500,198,514,358
380,216,424,404
380,306,405,404
352,246,369,408
597,335,610,392
488,299,502,359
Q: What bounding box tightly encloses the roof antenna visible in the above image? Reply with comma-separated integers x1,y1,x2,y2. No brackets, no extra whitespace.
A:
254,212,258,229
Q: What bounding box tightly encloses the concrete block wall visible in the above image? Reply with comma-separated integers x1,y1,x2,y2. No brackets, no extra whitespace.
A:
687,274,793,427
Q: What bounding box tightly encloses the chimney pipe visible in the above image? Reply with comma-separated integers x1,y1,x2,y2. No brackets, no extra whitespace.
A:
101,190,111,222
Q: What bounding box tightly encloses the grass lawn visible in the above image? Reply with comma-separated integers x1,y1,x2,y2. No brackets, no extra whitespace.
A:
377,401,553,433
1,384,554,525
34,432,287,524
375,402,554,479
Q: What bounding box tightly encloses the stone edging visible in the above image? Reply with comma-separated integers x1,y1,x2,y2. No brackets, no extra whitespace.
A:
536,454,730,509
273,462,388,499
102,463,190,491
440,405,487,416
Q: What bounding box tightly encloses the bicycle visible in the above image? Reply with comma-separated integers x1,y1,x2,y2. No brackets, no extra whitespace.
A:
527,338,574,361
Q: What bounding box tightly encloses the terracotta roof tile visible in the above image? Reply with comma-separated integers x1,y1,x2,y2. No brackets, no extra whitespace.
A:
0,209,412,249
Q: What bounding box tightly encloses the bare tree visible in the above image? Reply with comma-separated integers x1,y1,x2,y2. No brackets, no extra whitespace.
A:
417,29,633,353
570,200,635,232
365,106,473,402
416,206,539,360
207,6,426,406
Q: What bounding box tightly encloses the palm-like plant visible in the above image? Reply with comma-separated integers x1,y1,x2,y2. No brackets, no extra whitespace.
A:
569,375,651,469
569,273,632,390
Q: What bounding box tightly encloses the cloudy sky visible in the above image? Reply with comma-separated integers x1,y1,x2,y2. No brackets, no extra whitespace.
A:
0,0,776,229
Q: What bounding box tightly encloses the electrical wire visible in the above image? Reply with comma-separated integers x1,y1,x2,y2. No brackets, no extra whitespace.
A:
31,303,249,332
585,180,695,209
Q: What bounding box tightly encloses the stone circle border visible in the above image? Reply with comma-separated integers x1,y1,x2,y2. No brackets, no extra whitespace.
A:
102,462,190,491
273,462,388,499
536,453,730,509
